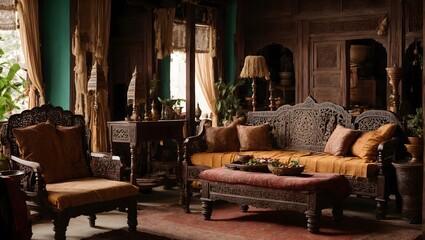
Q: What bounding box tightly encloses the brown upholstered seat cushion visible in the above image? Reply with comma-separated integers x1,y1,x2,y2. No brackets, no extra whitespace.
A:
46,177,139,210
324,125,360,156
237,124,273,151
13,122,89,183
350,123,398,162
205,122,239,152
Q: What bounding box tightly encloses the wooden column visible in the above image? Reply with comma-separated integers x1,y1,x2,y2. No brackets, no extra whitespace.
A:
185,3,196,137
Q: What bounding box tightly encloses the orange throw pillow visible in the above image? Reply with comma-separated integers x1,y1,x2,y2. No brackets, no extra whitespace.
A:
13,122,89,183
350,123,398,162
237,124,273,151
324,125,360,156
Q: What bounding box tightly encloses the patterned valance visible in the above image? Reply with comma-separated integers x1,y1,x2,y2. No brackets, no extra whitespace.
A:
172,22,211,53
0,0,16,30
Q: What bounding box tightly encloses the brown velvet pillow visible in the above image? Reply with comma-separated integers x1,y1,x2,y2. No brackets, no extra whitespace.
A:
205,123,239,152
13,122,89,183
324,125,360,156
237,124,273,151
350,123,398,161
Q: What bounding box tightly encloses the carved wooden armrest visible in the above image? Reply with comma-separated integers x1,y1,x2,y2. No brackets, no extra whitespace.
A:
183,120,210,166
90,152,123,181
377,137,400,174
10,155,47,204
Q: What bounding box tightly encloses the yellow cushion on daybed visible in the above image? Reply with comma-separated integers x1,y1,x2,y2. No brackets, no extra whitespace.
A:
46,177,139,210
190,150,377,178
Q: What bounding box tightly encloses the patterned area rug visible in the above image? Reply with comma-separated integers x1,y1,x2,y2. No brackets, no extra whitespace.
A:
135,201,422,240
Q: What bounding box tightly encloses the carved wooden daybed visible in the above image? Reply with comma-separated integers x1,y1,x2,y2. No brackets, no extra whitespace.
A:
0,104,139,240
182,96,403,220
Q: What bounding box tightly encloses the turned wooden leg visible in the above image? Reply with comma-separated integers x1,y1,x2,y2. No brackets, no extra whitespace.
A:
240,205,249,212
305,210,321,233
127,199,138,231
375,198,388,220
53,213,70,240
183,180,193,213
88,214,96,227
332,203,343,223
202,200,212,220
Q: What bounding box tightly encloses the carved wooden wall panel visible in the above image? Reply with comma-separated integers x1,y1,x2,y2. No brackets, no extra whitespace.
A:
406,0,423,33
245,0,292,19
297,0,340,13
342,0,387,11
309,17,381,34
310,41,346,106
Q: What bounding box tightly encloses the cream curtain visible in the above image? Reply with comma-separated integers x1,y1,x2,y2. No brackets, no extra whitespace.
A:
195,52,218,126
154,8,175,59
73,0,111,152
17,0,45,108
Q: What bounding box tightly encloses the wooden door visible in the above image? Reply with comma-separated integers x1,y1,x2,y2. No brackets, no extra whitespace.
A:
310,40,347,106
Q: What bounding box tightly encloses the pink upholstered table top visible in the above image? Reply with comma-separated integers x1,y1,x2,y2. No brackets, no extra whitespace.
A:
199,167,352,202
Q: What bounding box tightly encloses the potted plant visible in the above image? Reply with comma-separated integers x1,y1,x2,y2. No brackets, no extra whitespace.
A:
404,107,423,163
0,37,26,121
214,77,245,125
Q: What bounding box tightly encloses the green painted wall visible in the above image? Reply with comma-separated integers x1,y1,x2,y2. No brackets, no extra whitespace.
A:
225,0,237,84
160,56,171,99
42,0,70,109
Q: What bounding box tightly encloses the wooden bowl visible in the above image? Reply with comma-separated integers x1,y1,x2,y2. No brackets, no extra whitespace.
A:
234,154,254,163
404,144,423,163
268,164,305,176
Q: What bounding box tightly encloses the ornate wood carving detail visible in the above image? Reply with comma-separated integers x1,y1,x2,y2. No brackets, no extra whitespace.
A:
407,0,423,33
309,17,381,34
342,0,387,10
313,74,341,87
298,0,340,13
111,126,132,143
354,110,401,131
316,44,338,69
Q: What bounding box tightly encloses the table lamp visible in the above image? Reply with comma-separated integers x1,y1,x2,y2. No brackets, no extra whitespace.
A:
127,66,144,121
239,55,271,111
87,61,107,124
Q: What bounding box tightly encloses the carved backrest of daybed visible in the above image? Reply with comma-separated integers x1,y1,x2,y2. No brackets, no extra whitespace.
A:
246,96,402,152
0,104,90,167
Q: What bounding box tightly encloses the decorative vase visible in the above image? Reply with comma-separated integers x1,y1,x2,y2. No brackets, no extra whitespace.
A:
350,45,369,66
404,144,423,164
392,162,423,224
279,71,293,87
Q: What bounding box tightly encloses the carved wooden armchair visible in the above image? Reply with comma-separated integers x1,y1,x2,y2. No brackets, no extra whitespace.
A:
0,104,139,240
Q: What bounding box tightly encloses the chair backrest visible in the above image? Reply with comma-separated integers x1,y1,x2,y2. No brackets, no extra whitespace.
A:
0,104,90,169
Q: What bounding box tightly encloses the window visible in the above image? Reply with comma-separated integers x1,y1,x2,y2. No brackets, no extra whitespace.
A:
170,21,215,118
0,1,28,119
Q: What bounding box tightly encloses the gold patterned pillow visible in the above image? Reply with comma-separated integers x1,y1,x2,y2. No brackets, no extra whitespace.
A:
237,124,273,151
324,125,360,156
13,122,89,183
350,123,398,161
205,123,240,152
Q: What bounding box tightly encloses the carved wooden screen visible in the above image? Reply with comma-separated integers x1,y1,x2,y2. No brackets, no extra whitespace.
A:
310,40,347,107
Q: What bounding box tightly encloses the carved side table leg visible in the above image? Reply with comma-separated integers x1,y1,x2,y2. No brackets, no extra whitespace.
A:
375,198,388,220
88,214,96,227
305,210,321,233
332,203,343,223
202,200,212,220
240,205,249,212
127,199,138,231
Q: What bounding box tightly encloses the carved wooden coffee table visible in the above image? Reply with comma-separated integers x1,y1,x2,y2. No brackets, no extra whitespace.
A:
199,168,352,233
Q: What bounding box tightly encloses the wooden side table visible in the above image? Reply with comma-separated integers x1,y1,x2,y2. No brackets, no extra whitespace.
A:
107,120,186,188
392,162,423,224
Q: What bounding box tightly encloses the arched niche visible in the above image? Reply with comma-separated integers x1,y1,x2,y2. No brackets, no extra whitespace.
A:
348,39,387,112
401,40,423,116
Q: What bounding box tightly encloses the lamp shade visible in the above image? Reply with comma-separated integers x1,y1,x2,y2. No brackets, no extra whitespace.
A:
87,61,107,92
127,66,143,103
239,55,270,80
